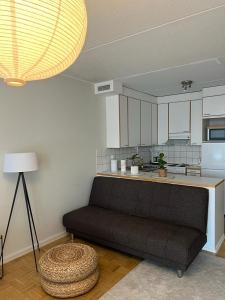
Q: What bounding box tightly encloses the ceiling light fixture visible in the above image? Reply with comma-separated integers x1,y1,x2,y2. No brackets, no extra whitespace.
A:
181,80,193,91
0,1,87,87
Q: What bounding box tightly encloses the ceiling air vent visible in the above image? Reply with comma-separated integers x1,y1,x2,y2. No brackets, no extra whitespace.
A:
94,80,122,95
98,84,111,92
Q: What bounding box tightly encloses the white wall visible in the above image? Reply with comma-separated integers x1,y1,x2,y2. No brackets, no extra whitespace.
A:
0,75,97,262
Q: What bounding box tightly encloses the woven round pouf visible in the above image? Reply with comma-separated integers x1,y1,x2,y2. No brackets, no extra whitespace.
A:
39,243,99,298
40,268,99,298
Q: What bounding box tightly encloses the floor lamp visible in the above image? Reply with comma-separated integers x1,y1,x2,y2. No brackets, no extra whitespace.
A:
1,152,40,273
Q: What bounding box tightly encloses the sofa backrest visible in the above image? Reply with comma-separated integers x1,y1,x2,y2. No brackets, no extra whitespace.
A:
89,176,209,233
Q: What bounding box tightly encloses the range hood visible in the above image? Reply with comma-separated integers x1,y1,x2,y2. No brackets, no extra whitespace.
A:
166,130,191,145
169,132,190,140
166,137,190,145
166,128,190,144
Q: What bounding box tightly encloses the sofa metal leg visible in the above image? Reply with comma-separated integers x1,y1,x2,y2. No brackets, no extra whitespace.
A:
70,233,74,242
177,270,184,278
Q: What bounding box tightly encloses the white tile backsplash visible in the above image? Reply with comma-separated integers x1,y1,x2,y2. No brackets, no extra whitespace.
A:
96,145,201,172
151,145,201,165
96,147,137,172
96,146,151,172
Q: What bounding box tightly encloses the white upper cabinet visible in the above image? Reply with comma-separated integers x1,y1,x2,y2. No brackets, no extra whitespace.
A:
128,97,141,147
169,101,190,136
203,85,225,97
140,101,152,146
191,100,202,145
158,104,168,144
203,95,225,117
106,95,128,148
151,103,158,145
119,95,129,147
106,95,154,148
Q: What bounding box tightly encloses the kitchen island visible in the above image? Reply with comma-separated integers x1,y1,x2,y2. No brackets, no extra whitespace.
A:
97,171,224,253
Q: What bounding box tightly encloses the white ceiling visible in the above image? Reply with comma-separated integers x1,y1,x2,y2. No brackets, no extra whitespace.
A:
63,0,225,96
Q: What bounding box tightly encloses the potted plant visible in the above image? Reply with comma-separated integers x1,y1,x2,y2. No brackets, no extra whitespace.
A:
128,154,144,169
158,152,167,177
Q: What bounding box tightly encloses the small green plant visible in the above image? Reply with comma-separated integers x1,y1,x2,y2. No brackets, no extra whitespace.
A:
158,153,167,169
128,154,144,168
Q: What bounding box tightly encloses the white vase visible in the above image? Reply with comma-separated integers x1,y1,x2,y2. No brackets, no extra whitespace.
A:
111,160,118,172
131,166,139,175
121,160,126,173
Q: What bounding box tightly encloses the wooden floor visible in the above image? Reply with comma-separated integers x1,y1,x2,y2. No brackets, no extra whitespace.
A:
217,218,225,258
217,240,225,258
1,236,225,300
0,236,141,300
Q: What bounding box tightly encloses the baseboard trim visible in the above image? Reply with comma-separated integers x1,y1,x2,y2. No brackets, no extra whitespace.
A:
4,231,67,263
215,234,225,253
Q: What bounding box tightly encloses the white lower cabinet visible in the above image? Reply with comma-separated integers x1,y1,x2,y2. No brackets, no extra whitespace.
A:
191,100,202,144
128,97,141,147
158,104,168,144
140,101,152,146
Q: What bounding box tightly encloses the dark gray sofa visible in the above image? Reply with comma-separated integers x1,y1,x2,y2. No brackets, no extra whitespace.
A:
63,176,208,277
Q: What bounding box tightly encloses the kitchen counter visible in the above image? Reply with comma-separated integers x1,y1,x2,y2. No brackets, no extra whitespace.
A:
97,171,224,189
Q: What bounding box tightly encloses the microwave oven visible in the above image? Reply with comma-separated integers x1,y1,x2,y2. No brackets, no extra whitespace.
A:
207,126,225,141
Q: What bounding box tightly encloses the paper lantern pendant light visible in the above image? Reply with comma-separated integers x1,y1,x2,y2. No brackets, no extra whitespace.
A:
0,0,87,87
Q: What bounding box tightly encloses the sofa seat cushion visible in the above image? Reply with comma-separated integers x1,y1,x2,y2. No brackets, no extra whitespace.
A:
63,206,206,267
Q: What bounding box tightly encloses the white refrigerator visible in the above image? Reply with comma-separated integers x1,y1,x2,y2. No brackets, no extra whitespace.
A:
201,143,225,214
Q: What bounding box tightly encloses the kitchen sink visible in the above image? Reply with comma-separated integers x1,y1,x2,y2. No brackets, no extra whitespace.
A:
167,163,189,167
140,163,189,174
141,167,157,172
141,165,159,172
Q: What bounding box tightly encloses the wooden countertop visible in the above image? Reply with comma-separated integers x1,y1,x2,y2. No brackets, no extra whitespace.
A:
97,171,224,189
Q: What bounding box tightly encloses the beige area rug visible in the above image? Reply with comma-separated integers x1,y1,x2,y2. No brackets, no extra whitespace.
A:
100,252,225,300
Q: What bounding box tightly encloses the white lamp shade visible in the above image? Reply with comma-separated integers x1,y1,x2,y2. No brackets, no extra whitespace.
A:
0,0,87,87
3,152,38,173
